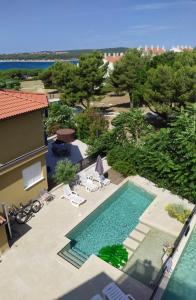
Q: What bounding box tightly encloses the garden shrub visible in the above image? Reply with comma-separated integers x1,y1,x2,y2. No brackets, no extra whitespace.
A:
75,109,108,143
113,161,136,176
45,103,75,135
165,204,191,223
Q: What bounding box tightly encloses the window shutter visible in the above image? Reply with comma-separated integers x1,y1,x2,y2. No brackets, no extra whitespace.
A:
22,162,42,189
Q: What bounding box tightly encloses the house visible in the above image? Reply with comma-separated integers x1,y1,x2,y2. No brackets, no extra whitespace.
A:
170,45,193,53
0,90,48,254
138,45,166,56
103,53,124,76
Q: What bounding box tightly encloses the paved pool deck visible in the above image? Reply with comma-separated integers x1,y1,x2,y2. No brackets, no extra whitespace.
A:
0,171,193,300
130,176,194,237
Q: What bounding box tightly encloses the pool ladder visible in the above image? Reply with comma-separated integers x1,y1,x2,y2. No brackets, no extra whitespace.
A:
58,245,89,268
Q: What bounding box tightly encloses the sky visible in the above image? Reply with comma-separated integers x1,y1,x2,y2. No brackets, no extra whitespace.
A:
0,0,196,53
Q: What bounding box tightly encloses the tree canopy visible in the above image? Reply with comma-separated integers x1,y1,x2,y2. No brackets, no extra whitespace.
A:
144,64,196,119
40,52,108,108
109,49,147,107
45,102,75,135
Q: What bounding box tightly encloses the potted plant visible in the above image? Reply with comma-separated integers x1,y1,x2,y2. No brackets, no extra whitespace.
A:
53,159,78,185
98,244,128,269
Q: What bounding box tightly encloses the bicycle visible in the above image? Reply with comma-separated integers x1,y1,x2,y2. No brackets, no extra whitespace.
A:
8,199,41,224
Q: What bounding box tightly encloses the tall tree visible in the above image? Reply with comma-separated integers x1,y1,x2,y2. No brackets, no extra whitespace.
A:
173,66,196,109
144,64,196,119
109,49,147,108
41,52,107,108
144,65,174,120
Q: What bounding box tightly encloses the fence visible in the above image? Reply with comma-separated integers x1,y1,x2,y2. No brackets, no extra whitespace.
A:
47,154,101,190
77,155,98,172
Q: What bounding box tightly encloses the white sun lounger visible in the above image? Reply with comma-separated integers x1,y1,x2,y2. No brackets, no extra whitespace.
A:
102,282,136,300
61,184,86,207
91,171,111,187
79,171,99,192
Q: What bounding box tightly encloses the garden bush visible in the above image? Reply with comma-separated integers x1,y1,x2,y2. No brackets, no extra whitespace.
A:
165,203,191,223
75,109,108,143
45,103,75,135
113,161,136,176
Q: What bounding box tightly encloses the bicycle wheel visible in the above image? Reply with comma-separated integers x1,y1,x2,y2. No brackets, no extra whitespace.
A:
16,211,28,224
32,200,41,213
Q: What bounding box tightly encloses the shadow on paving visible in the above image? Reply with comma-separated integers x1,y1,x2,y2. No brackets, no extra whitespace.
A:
8,222,32,247
58,271,146,300
123,259,161,289
46,142,84,176
58,268,194,300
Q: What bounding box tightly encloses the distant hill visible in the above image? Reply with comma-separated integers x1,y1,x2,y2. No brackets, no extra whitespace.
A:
0,48,128,61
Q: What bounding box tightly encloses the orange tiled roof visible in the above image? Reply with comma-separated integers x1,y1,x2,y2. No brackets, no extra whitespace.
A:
0,90,48,120
144,48,166,55
105,56,123,63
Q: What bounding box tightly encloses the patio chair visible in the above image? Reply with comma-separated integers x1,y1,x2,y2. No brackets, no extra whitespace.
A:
79,171,99,192
61,184,86,207
102,282,136,300
91,171,111,187
90,295,104,300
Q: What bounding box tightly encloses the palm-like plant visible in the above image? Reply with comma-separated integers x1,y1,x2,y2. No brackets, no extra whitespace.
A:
98,244,128,268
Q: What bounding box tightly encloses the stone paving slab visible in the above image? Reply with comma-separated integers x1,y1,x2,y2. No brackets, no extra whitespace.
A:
136,223,150,234
123,238,139,251
129,229,145,242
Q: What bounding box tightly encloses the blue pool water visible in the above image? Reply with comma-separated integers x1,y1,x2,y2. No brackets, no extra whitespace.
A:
67,182,154,256
162,226,196,300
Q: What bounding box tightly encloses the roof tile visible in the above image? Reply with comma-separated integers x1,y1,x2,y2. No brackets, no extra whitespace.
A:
0,90,48,120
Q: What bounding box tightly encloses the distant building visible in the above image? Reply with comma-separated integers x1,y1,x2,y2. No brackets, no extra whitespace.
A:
0,90,48,254
103,53,124,76
138,45,166,56
170,45,193,52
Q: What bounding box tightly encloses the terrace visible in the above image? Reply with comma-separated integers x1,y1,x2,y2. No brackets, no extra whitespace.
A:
0,160,194,300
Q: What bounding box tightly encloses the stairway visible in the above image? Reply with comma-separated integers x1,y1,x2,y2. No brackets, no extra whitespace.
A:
123,223,151,252
58,246,88,269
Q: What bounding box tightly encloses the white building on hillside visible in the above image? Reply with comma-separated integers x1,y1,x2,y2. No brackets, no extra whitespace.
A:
103,53,123,76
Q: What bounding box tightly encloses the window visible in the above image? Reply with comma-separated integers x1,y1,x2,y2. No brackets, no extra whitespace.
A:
22,162,43,189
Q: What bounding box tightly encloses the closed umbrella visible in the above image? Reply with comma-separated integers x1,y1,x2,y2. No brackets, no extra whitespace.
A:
95,155,104,175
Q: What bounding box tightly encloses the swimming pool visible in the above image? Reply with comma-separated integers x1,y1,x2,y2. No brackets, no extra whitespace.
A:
66,182,154,257
162,225,196,300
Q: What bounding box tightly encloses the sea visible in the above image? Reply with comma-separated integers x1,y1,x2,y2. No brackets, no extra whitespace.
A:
0,60,78,70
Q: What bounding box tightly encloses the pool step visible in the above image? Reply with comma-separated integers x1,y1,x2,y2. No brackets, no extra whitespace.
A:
68,248,88,262
123,238,139,251
72,247,89,261
129,229,145,242
136,223,150,234
58,247,88,268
